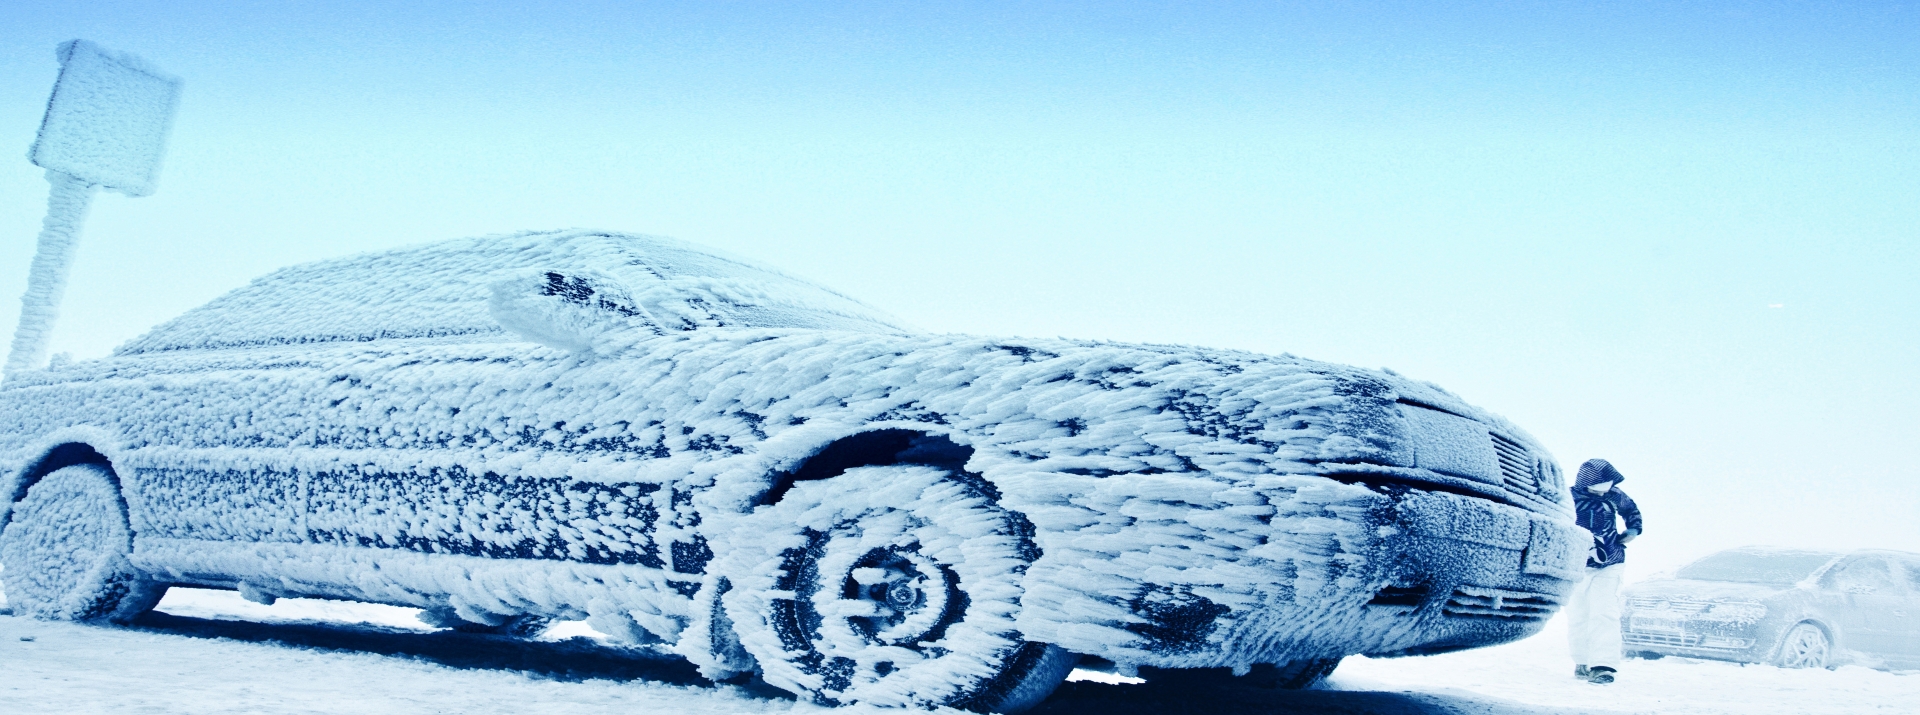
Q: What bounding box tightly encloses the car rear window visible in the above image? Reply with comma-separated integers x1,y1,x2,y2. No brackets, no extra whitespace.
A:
1676,550,1839,585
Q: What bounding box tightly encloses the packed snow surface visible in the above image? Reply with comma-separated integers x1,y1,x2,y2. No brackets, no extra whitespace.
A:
1,587,1913,714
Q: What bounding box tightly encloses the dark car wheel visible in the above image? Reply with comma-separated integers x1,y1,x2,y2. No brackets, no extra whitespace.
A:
0,464,165,622
1140,658,1342,690
718,465,1077,713
1775,623,1832,669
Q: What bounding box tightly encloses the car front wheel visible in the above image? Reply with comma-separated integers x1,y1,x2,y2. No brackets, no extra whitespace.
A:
1775,623,1832,669
0,464,165,622
716,464,1077,713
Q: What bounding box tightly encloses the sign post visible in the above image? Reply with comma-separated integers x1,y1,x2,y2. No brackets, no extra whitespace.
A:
5,40,181,375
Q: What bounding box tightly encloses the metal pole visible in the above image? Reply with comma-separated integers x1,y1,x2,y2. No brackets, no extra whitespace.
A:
5,170,96,375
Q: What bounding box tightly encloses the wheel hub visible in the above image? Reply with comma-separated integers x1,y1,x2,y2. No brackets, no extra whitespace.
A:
843,547,949,646
885,580,918,610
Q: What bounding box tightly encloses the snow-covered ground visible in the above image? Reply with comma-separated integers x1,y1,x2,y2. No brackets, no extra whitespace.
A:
1334,617,1920,714
3,587,1914,714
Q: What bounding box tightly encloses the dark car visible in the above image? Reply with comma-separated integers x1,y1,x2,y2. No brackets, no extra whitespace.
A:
2,229,1586,710
1622,547,1920,670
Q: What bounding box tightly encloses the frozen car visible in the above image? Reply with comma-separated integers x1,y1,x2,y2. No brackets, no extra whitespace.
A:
1622,547,1920,670
0,230,1585,711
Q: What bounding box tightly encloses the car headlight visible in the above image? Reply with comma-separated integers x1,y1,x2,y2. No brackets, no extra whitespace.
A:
1704,601,1767,622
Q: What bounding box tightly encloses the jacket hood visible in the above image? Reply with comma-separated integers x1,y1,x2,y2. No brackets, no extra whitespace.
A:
1574,458,1624,488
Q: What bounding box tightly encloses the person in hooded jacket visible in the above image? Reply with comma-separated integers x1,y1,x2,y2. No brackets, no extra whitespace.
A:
1566,458,1643,685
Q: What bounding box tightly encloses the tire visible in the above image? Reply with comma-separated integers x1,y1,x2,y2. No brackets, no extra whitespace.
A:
1140,658,1342,690
0,464,165,623
1775,622,1832,669
718,465,1077,712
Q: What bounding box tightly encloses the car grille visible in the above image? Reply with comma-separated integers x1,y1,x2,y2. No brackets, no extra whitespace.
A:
1491,433,1555,501
1627,597,1712,615
1623,630,1753,651
1443,585,1559,621
1624,631,1704,648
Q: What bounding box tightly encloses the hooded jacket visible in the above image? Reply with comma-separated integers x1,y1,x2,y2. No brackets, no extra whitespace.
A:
1572,459,1643,569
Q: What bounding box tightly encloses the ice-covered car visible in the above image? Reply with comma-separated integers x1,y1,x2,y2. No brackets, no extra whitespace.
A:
0,229,1585,711
1623,547,1920,670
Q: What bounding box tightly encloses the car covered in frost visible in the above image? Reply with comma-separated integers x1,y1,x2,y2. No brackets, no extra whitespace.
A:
0,229,1586,711
1623,547,1920,671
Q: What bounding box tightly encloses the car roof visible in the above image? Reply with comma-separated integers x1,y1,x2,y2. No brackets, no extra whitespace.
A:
116,229,912,355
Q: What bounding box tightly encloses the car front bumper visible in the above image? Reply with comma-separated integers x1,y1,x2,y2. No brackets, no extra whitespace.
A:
1014,471,1585,669
1620,605,1772,663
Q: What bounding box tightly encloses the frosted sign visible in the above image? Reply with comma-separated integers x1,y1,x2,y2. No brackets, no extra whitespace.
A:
30,39,182,196
4,40,181,375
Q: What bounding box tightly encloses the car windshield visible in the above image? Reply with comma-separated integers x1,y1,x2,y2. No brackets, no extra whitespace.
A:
1676,550,1838,585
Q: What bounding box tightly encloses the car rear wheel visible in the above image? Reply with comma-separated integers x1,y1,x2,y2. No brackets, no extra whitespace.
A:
0,464,165,622
717,465,1077,713
1775,623,1832,669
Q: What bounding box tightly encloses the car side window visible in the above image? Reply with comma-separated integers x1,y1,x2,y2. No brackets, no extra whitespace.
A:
1900,558,1920,594
1828,557,1897,595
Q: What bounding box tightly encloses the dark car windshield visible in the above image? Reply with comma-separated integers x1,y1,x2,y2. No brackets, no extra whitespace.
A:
1677,550,1838,585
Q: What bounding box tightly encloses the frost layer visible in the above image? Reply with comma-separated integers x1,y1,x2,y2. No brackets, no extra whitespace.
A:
2,229,1581,689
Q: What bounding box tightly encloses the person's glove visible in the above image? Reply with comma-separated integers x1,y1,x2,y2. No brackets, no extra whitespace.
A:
1621,529,1640,544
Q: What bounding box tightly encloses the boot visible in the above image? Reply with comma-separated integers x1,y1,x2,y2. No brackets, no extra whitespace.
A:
1586,666,1616,684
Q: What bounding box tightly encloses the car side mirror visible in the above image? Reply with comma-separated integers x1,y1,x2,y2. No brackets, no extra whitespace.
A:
488,269,660,354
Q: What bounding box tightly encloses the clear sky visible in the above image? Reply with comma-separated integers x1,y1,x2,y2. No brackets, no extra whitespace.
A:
2,1,1916,573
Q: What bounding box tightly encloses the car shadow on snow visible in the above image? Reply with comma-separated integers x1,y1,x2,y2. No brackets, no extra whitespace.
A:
125,611,1574,715
127,610,720,689
1032,680,1583,715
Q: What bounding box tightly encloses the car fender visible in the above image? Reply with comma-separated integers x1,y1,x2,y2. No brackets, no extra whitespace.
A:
693,420,994,546
1757,589,1840,663
2,424,132,530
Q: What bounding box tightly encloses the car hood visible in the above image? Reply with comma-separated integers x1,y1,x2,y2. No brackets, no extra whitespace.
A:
1626,578,1798,602
552,328,1567,514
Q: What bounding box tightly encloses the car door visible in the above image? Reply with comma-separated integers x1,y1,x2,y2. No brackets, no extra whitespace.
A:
1888,556,1920,667
1823,555,1907,660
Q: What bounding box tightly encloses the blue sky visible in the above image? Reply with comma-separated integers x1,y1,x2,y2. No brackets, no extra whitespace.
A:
2,1,1917,569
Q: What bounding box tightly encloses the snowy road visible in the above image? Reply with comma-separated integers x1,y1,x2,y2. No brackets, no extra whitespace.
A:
2,588,1914,714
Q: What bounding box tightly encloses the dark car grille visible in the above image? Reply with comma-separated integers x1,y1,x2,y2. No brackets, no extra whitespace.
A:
1443,585,1559,621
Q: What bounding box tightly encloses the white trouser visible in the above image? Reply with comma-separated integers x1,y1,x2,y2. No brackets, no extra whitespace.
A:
1566,564,1625,669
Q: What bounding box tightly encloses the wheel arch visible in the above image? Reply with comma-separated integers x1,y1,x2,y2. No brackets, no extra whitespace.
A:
756,428,975,506
3,429,128,530
1771,617,1839,664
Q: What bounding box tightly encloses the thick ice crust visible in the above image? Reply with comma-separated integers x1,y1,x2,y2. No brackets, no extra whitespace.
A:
714,465,1052,708
0,230,1574,673
31,40,181,196
0,464,164,622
